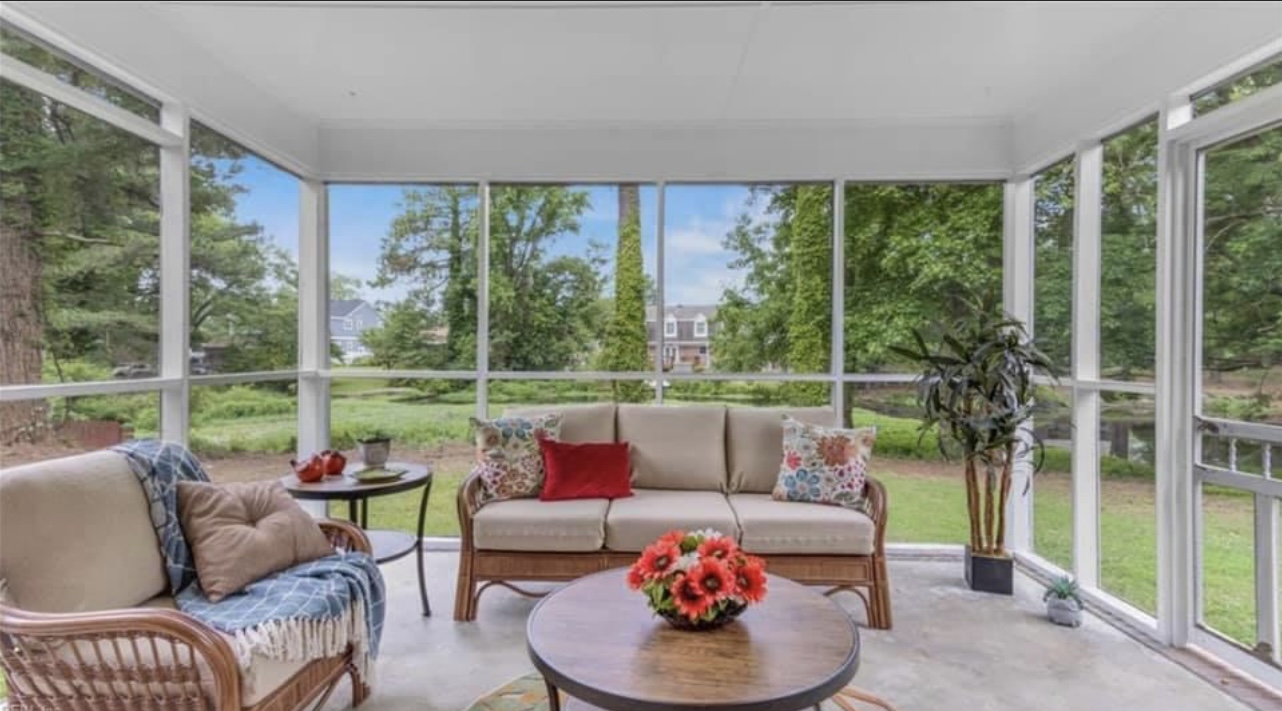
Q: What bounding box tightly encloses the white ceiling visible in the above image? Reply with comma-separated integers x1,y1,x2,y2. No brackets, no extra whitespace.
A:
6,1,1280,176
147,0,1164,127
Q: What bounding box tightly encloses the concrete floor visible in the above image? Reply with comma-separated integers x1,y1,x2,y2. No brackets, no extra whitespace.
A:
326,552,1248,711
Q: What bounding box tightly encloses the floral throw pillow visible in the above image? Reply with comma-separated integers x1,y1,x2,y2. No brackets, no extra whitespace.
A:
469,413,563,503
772,416,876,510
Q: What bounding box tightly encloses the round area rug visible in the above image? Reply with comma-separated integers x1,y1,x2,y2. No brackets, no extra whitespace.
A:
463,673,899,711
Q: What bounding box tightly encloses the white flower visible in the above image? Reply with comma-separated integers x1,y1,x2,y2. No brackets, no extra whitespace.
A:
675,552,700,572
690,527,725,540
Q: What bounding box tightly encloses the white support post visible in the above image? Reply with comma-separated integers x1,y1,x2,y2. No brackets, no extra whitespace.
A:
296,179,329,517
476,182,491,418
1156,96,1196,647
654,181,666,405
1256,494,1280,662
1004,178,1035,553
297,179,329,457
158,103,190,444
830,180,845,424
1072,142,1103,587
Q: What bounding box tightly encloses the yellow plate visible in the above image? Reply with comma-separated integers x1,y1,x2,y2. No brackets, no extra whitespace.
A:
350,466,407,483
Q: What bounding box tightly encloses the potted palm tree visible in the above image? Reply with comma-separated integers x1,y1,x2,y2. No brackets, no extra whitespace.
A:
891,292,1056,595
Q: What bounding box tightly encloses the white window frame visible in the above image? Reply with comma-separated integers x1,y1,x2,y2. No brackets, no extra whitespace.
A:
693,314,708,338
664,315,677,338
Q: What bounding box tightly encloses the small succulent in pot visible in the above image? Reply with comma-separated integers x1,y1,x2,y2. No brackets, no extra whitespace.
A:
356,430,392,468
1043,575,1083,628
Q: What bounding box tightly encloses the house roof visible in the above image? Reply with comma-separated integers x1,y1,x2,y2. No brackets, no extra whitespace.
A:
646,305,716,322
330,299,366,318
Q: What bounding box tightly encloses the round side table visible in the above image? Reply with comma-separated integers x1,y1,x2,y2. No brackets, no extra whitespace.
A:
528,568,860,711
282,462,433,616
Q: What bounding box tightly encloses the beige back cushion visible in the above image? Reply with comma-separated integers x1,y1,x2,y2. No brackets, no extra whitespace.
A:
727,407,837,493
503,403,616,443
616,405,727,490
0,450,166,612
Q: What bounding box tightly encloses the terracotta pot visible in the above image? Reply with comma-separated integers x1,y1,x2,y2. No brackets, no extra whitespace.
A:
319,449,347,476
291,454,325,483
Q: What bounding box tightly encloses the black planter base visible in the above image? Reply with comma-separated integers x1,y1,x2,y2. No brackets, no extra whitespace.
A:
965,545,1013,595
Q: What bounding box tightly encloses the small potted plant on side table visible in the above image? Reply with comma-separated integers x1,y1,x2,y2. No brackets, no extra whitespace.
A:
1044,575,1084,627
356,431,392,468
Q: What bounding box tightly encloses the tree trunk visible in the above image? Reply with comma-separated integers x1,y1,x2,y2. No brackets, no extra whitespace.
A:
995,443,1014,556
983,459,997,555
964,455,981,552
618,184,638,226
0,211,49,444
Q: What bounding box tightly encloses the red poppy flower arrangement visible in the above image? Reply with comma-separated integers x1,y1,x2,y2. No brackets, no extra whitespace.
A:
627,529,768,630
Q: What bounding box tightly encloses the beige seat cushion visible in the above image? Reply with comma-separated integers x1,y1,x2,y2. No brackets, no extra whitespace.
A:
177,480,335,602
0,450,166,612
616,405,727,490
729,494,876,555
727,407,836,493
139,596,317,706
472,498,609,552
504,403,617,443
605,489,739,551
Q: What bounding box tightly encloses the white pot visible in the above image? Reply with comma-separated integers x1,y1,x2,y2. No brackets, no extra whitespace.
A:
358,439,391,467
1047,597,1083,628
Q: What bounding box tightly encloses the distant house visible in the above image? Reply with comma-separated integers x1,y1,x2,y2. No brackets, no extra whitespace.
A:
330,299,383,361
646,304,716,372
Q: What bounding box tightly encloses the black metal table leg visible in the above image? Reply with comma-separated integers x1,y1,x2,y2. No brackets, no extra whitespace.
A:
415,475,433,616
544,678,561,711
360,498,369,529
348,499,357,525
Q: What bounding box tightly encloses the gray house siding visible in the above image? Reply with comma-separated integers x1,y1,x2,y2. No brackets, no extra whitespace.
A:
330,300,383,360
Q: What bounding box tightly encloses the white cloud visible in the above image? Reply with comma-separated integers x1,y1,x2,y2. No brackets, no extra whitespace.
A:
666,264,743,306
666,214,735,257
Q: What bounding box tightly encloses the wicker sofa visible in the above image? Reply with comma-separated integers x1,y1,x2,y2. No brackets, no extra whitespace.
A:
454,404,892,628
0,449,374,711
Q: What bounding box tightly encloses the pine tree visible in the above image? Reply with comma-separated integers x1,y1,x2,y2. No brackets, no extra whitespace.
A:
603,184,649,402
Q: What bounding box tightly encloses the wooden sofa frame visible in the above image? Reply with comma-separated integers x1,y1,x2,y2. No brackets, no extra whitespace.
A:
0,519,373,711
454,475,892,629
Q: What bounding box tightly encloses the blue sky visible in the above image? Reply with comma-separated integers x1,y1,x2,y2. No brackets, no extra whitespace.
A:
229,155,764,308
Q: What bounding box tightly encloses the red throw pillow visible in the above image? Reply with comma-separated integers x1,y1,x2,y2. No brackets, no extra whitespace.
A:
537,438,634,501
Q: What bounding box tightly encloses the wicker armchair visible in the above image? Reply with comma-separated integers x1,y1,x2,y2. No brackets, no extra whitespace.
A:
0,450,374,711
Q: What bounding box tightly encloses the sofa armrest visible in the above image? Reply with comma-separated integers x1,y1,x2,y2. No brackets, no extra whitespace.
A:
457,471,484,548
864,476,889,554
319,518,372,555
0,603,241,710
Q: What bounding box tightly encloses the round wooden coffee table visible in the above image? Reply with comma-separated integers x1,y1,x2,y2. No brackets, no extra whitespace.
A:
527,568,861,711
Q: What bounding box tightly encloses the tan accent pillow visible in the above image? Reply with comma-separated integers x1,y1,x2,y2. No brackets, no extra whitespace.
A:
177,480,334,602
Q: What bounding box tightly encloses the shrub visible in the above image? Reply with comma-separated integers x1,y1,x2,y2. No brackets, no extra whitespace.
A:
191,386,295,424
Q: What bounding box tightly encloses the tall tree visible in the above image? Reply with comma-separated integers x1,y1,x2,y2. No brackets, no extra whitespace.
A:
372,186,479,369
487,186,603,371
602,184,649,401
0,39,163,441
330,272,364,300
786,185,832,404
374,185,603,373
710,187,796,373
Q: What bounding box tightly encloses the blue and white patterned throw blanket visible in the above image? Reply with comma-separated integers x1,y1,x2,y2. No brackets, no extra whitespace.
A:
114,440,385,680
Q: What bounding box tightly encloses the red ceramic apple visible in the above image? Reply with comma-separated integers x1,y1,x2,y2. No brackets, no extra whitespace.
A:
291,454,325,483
319,449,347,476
